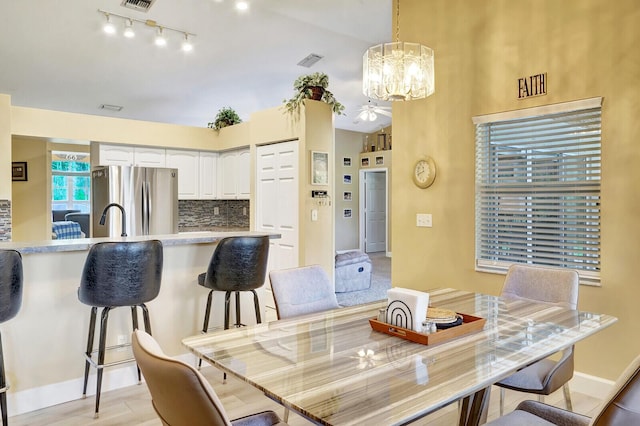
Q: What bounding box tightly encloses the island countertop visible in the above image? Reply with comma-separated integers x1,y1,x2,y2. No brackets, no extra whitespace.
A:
0,230,280,254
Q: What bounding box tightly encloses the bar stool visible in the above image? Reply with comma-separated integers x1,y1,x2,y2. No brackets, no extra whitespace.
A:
199,236,269,331
78,240,163,418
198,236,269,369
0,250,22,426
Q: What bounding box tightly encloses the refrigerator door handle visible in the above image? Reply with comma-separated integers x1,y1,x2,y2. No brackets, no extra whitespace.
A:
145,180,151,235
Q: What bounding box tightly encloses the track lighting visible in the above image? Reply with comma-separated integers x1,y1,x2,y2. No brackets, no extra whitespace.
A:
181,34,193,52
235,1,249,11
98,9,195,52
102,13,116,35
123,19,135,38
155,27,167,47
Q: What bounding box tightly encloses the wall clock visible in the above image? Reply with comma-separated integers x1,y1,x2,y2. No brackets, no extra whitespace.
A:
412,156,436,189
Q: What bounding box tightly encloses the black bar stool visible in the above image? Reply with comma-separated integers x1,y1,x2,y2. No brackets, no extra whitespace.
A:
0,250,22,426
78,240,163,418
198,236,269,370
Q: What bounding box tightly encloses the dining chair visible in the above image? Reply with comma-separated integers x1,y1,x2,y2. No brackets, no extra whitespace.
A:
487,353,640,425
269,264,340,319
496,264,580,416
131,330,286,426
268,264,340,422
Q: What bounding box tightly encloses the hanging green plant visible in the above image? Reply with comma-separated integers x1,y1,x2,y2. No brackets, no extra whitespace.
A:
283,72,345,116
208,106,242,130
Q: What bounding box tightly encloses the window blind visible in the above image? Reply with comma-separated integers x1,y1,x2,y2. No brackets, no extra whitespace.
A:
474,100,602,284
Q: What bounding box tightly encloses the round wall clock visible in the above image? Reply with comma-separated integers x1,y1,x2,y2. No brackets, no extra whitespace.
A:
412,156,436,189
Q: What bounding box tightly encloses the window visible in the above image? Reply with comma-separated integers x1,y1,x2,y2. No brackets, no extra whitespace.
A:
473,98,602,284
52,151,91,213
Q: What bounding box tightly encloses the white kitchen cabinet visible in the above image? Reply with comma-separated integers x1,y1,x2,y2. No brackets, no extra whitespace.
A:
96,144,134,166
166,149,199,199
94,144,166,167
218,148,250,199
198,151,218,199
134,147,166,167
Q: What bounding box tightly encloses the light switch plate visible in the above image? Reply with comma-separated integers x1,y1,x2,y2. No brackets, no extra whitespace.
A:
417,213,432,227
311,209,318,221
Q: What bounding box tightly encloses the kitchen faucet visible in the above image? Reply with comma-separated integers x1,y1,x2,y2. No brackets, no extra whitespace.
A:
99,203,127,237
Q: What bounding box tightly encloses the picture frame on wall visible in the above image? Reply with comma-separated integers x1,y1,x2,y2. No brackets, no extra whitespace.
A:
343,157,352,167
343,209,352,218
361,157,369,167
376,156,384,165
311,151,329,185
343,174,352,184
12,162,27,181
343,191,352,201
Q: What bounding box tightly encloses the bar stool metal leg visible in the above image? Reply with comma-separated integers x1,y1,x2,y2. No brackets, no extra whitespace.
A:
251,289,262,324
94,307,112,418
82,307,98,398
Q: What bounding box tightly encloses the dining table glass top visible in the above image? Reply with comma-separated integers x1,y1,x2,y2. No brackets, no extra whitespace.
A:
182,288,617,426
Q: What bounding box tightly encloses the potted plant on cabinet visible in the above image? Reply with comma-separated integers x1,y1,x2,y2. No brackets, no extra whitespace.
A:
283,72,345,116
208,106,242,130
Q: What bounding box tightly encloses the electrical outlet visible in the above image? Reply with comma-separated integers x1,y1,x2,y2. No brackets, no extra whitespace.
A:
416,213,432,227
214,207,219,215
243,207,247,216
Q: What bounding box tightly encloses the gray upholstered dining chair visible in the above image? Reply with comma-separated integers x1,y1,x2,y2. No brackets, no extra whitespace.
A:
487,353,640,425
269,265,340,319
132,330,287,426
496,264,580,416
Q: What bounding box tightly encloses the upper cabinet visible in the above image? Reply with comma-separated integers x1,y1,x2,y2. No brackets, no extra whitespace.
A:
166,149,199,200
133,147,166,167
94,144,165,167
218,148,250,200
199,151,218,199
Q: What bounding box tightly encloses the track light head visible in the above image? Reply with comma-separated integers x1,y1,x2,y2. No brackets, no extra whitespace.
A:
103,13,116,35
123,19,135,38
181,33,193,52
155,27,167,47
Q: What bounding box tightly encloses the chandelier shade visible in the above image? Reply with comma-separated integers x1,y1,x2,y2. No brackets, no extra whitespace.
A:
363,41,434,101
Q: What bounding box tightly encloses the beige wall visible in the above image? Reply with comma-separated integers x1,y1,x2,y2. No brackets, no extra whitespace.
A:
11,137,48,241
0,95,11,200
393,0,640,380
335,129,362,251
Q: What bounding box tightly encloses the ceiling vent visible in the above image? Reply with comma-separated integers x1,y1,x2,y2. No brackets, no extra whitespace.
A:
297,53,324,68
121,0,156,12
99,104,124,112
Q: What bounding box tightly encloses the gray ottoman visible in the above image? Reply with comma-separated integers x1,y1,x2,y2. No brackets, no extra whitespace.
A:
335,251,372,293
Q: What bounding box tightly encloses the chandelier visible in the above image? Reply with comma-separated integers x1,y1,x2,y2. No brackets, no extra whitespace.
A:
362,0,434,101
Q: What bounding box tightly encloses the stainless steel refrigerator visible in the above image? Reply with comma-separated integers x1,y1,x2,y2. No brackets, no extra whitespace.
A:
91,166,178,237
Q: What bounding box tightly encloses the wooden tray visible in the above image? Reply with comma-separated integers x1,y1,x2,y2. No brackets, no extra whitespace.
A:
369,313,486,345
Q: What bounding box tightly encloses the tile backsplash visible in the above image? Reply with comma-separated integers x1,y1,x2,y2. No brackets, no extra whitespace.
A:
0,200,10,241
179,199,249,231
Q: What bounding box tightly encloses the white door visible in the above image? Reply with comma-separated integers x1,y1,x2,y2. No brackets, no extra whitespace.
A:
365,171,386,253
256,141,299,320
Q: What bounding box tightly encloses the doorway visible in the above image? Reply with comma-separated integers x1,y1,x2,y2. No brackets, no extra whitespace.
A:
359,168,388,254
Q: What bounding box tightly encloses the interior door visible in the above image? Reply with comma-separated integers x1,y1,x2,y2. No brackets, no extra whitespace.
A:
256,140,299,320
365,171,386,253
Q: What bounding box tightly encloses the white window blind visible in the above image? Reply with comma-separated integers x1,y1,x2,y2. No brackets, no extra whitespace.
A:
473,98,602,284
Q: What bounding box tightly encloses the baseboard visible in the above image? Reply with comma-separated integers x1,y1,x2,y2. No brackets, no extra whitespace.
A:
570,371,615,400
7,352,199,416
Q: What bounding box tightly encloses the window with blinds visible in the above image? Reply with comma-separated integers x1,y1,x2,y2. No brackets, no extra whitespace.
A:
473,98,602,284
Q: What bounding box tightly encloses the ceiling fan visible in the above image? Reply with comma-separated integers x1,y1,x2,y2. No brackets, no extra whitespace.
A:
353,100,391,123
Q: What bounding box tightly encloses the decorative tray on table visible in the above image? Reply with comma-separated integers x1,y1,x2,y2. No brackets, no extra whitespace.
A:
369,308,486,345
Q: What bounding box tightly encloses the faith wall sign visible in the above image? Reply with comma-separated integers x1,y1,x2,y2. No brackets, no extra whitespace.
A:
518,73,547,99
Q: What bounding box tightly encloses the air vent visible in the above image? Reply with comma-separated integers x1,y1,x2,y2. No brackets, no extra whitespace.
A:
297,53,324,68
121,0,156,12
99,104,124,112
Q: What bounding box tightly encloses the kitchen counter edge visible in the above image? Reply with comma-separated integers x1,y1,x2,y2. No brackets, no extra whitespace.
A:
0,231,281,255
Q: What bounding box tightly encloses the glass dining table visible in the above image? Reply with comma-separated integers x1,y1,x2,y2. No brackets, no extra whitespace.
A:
182,288,617,426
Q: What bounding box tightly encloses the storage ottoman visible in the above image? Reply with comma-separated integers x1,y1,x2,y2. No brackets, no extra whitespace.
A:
335,251,372,293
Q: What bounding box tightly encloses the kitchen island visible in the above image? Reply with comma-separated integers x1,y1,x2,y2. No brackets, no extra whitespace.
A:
0,231,279,416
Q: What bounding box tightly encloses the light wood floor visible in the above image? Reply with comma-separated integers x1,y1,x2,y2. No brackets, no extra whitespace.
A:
10,363,602,425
